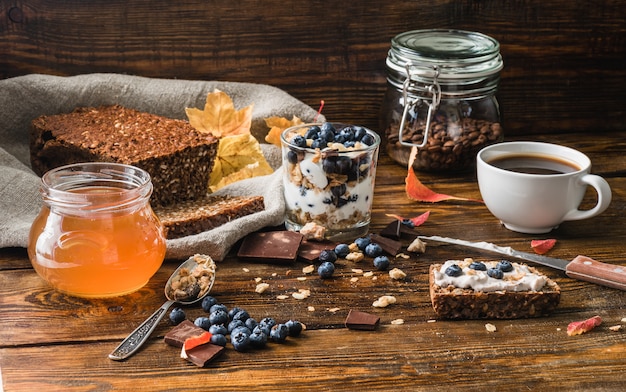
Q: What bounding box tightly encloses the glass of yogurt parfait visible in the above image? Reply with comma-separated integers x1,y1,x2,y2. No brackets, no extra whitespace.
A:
281,122,380,241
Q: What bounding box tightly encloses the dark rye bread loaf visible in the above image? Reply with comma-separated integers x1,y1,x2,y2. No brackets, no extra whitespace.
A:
429,262,561,319
154,195,265,239
30,105,218,206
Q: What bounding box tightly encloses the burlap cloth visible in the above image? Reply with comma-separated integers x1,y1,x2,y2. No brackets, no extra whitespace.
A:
0,73,323,260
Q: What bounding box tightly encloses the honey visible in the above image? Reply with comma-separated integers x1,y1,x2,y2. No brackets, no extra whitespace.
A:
28,163,166,298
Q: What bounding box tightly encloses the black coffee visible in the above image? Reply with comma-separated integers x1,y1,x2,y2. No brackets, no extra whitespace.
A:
488,153,581,175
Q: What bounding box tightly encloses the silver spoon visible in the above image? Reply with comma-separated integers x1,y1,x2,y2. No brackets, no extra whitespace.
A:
108,254,216,361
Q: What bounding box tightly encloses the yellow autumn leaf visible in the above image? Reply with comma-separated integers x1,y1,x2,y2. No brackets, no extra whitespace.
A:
209,133,274,192
264,115,304,147
185,90,253,138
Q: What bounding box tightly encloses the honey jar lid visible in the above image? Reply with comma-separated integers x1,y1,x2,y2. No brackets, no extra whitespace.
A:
387,29,503,81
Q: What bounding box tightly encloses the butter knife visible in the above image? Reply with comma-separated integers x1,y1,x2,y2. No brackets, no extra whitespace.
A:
418,235,626,291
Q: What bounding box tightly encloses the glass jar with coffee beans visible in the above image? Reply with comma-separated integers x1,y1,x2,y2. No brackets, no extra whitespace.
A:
380,29,504,172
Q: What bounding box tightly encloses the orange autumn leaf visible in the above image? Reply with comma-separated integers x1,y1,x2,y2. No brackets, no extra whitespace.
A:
405,146,482,203
531,239,557,255
185,90,253,138
264,115,304,147
567,315,602,336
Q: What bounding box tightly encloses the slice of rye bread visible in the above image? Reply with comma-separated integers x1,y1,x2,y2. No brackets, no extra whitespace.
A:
154,195,265,239
30,105,218,207
429,264,561,319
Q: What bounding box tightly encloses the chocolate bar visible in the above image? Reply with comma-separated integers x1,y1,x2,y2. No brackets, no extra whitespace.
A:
370,234,402,256
345,309,380,331
237,230,304,263
164,320,206,348
185,343,225,367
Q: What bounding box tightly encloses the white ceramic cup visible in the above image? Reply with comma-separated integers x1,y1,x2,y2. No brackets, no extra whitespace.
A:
476,141,612,234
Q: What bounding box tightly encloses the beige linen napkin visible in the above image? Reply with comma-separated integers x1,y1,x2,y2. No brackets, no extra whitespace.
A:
0,73,323,260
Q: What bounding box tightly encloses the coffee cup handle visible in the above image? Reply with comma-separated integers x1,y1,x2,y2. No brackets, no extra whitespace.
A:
563,174,612,221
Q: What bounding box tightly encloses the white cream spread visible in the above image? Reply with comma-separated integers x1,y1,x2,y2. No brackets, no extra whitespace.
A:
434,259,547,292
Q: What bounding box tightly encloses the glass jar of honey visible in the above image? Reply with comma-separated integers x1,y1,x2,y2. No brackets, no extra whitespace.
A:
380,29,504,172
28,162,166,298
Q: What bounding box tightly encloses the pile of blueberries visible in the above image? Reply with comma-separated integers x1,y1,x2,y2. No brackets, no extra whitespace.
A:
445,260,514,280
317,236,390,279
287,123,377,154
169,297,303,352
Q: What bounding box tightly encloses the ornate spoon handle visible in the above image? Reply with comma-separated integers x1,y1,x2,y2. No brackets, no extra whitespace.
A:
108,299,176,361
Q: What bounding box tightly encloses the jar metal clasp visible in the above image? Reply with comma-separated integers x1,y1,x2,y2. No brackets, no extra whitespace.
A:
398,64,442,148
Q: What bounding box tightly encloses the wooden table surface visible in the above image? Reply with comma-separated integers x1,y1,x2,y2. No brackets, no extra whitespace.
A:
1,131,625,391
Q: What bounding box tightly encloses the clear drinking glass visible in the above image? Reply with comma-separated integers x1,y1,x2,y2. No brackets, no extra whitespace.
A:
281,123,380,241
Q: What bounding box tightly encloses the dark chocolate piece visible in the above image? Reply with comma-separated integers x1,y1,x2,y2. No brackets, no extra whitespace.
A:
345,309,380,331
380,220,417,240
237,230,304,263
298,240,337,262
185,343,225,367
164,320,206,348
370,233,402,256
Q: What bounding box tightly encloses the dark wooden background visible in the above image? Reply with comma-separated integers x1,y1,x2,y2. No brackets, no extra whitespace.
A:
1,0,625,135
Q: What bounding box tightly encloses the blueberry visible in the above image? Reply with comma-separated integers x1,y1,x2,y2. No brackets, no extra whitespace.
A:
401,218,415,228
231,325,252,337
270,324,289,343
334,243,350,258
353,126,367,141
209,324,228,336
322,158,337,173
364,243,384,258
228,319,246,334
343,141,356,148
469,262,487,271
335,157,352,174
210,334,227,347
487,268,504,279
354,237,371,251
231,330,251,352
320,122,336,137
291,135,307,148
320,129,334,142
209,303,228,314
231,309,250,322
245,317,258,331
258,317,277,332
360,133,376,146
209,309,229,326
340,127,355,141
445,264,463,277
248,330,268,348
304,126,320,139
201,296,218,313
285,320,303,337
194,316,212,331
169,307,186,325
333,133,347,143
373,255,390,271
497,260,514,272
318,261,335,278
228,307,244,320
253,324,270,336
330,183,346,198
311,138,327,149
287,150,299,164
319,249,338,263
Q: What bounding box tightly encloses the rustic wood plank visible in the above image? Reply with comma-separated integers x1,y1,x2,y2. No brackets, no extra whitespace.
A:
1,1,625,135
1,320,625,391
